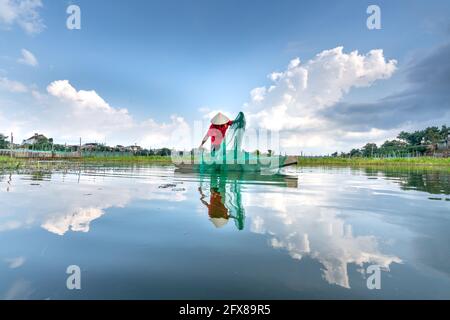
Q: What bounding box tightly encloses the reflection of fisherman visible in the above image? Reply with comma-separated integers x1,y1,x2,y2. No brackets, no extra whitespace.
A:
198,175,245,230
199,186,230,228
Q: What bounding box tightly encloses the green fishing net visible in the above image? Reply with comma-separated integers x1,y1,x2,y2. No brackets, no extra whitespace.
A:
200,112,248,167
200,111,280,169
226,111,246,153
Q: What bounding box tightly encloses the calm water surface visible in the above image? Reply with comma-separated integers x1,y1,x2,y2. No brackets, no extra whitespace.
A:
0,165,449,299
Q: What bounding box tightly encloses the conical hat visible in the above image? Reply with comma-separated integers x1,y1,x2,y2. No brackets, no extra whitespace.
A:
210,218,229,228
211,112,230,125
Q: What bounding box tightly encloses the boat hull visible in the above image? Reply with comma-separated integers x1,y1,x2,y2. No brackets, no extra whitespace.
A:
174,156,297,173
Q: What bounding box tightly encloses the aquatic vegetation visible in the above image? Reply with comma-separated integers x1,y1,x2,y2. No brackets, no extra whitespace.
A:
79,155,172,164
2,155,449,173
298,156,450,167
0,156,23,169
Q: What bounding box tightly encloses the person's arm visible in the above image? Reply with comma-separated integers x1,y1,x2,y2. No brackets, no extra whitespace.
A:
198,187,209,207
199,132,209,148
200,126,212,148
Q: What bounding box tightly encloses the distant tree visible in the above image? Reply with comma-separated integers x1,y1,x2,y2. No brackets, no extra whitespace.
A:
0,134,8,149
361,143,378,157
331,151,338,157
423,126,441,145
349,148,362,157
397,131,411,143
268,149,273,156
381,140,406,149
398,130,425,146
440,125,449,139
53,144,67,152
379,140,407,156
157,148,171,156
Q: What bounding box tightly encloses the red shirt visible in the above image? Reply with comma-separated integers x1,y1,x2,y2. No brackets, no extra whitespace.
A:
207,121,233,146
208,191,229,219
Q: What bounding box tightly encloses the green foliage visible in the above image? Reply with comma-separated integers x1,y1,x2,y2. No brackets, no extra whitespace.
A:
298,156,450,167
0,134,8,149
157,148,172,156
338,125,449,158
80,155,172,163
361,143,378,157
397,125,448,147
349,148,362,157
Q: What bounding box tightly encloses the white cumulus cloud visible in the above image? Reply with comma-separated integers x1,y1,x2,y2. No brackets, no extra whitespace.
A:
0,76,27,92
0,0,45,34
17,48,38,66
241,46,398,154
246,47,397,131
1,79,192,148
47,80,124,113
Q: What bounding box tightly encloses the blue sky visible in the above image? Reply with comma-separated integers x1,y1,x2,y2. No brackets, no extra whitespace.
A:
1,0,449,153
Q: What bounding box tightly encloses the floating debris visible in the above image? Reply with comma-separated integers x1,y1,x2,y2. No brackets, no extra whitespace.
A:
159,183,177,189
30,183,40,186
428,197,442,201
172,188,186,192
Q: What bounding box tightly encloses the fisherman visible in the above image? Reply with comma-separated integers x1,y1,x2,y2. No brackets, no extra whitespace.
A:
199,112,234,154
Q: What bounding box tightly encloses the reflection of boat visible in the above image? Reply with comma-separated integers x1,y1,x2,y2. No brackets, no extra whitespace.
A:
175,170,298,230
175,153,298,173
174,170,299,189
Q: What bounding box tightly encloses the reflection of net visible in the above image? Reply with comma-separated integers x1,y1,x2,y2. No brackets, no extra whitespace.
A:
200,174,245,231
224,180,245,230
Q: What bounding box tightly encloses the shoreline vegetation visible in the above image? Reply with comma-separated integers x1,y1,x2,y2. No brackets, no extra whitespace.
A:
0,155,172,170
1,125,448,171
1,155,449,171
296,156,450,166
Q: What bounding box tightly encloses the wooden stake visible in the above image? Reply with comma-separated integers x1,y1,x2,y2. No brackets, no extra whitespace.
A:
10,132,13,158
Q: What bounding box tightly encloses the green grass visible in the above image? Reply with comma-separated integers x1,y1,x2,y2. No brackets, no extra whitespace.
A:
0,156,23,169
0,155,173,170
2,155,449,171
79,155,172,164
297,156,450,167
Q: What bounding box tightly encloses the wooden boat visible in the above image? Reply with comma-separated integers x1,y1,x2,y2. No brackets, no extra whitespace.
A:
174,152,298,173
174,169,299,188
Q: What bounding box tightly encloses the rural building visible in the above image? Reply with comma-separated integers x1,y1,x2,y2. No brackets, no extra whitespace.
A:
437,134,450,150
22,133,48,145
81,143,100,151
126,145,142,153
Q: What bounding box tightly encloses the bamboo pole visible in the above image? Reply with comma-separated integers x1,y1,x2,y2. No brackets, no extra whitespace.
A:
10,132,13,158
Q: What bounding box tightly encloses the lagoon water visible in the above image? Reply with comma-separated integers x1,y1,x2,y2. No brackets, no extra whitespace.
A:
0,165,449,299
